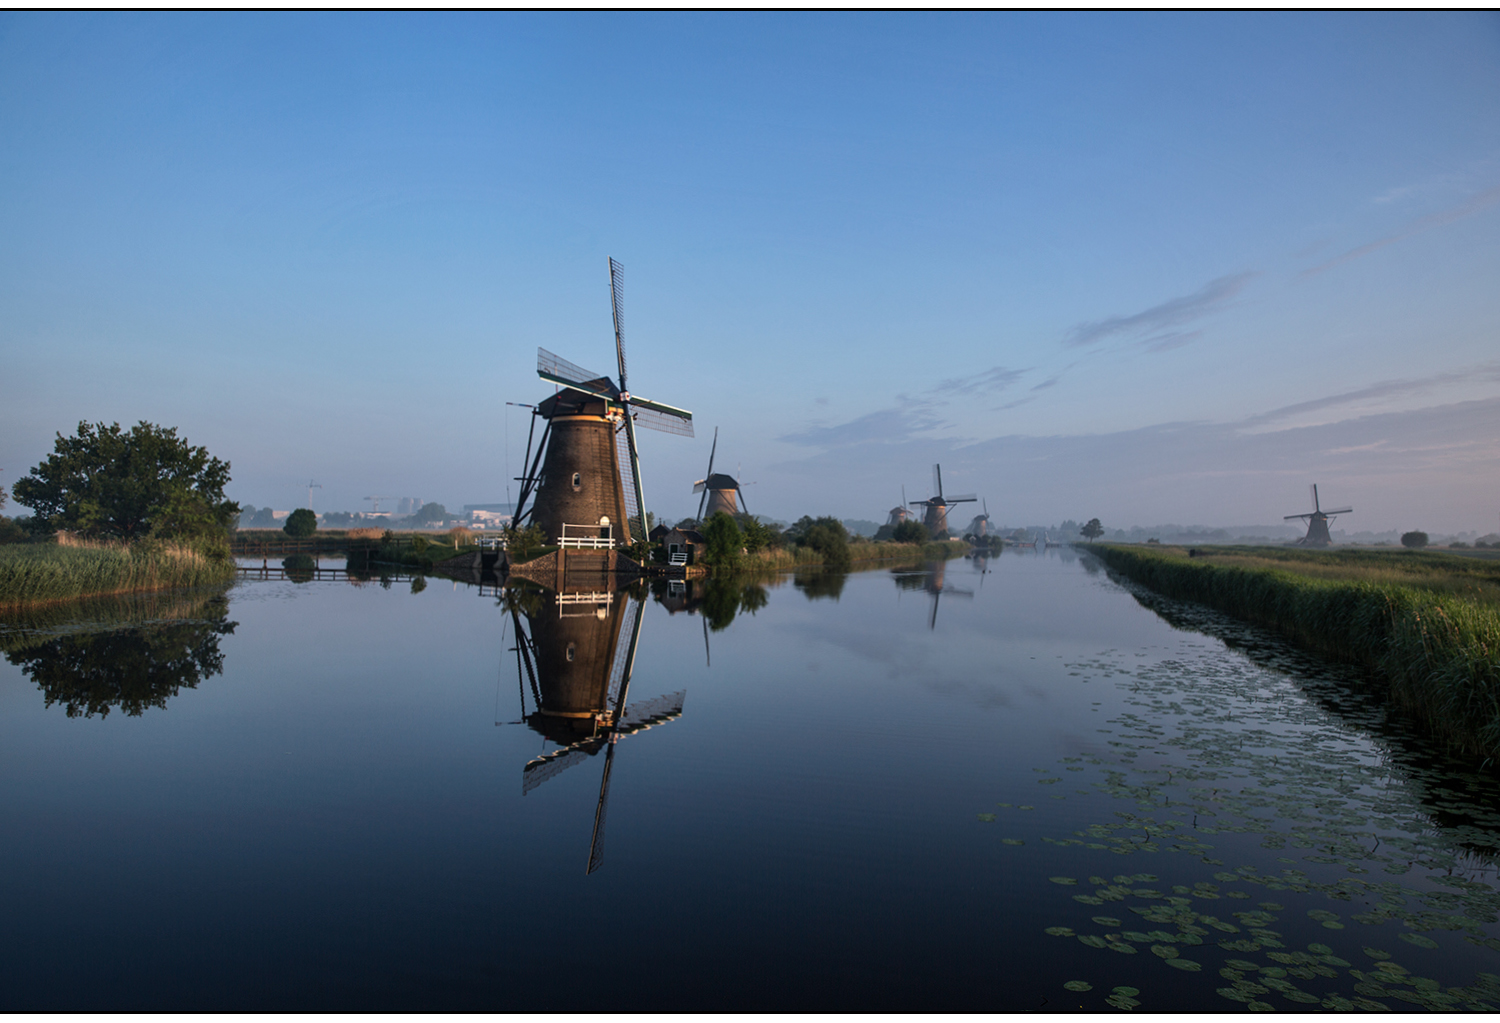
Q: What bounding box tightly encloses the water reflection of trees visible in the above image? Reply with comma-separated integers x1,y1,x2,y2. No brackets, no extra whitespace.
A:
793,568,846,601
1,593,236,718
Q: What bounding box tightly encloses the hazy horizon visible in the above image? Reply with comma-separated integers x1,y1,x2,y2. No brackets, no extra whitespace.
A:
3,13,1497,535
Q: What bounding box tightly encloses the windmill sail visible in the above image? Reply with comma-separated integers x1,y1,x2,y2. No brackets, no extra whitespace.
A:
610,256,627,390
614,423,644,542
537,348,613,395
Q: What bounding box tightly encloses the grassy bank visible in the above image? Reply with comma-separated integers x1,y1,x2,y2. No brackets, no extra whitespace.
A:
732,538,971,572
0,540,237,611
1091,544,1500,759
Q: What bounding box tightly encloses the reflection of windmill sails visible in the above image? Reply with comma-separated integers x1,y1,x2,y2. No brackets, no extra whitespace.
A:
893,560,973,629
511,585,685,874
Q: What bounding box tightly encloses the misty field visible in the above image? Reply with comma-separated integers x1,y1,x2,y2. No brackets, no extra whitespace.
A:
1093,544,1500,758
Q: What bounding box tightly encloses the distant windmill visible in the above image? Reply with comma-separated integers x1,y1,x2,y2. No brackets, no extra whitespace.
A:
1285,485,1352,547
511,258,694,546
965,498,992,539
909,464,977,539
886,485,912,528
692,427,749,521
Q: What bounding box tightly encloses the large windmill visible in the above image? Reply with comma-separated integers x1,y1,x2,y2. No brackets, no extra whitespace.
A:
1285,484,1352,547
511,258,694,547
692,427,749,521
509,581,685,875
909,464,977,539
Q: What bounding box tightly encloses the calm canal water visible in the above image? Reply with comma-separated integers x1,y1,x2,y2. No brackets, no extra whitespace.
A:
3,548,1500,1011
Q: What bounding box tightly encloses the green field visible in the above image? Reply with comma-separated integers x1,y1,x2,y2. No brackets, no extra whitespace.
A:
0,541,237,610
1092,544,1500,760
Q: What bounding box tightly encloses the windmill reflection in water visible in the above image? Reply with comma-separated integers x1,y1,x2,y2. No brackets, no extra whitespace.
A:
505,577,684,874
892,559,974,630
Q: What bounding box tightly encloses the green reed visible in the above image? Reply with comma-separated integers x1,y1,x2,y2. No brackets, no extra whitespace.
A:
0,541,237,610
1093,544,1500,758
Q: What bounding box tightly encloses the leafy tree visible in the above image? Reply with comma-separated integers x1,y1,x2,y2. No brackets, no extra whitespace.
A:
739,515,781,554
1401,531,1429,549
248,506,279,528
1080,518,1105,542
503,522,547,561
412,502,448,525
703,511,743,568
892,520,929,544
283,508,317,537
794,515,851,568
13,421,236,543
675,517,699,530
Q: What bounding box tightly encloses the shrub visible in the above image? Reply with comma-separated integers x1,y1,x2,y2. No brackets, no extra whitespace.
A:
1402,531,1429,549
283,508,317,537
892,520,929,545
703,512,743,568
447,526,473,547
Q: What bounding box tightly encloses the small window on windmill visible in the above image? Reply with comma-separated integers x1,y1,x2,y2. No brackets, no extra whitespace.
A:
566,643,576,662
572,472,582,491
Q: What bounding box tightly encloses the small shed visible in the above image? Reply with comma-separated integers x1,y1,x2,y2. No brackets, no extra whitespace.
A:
661,527,706,566
648,524,672,544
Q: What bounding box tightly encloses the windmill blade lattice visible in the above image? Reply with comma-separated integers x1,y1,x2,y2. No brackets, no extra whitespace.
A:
610,256,627,390
537,347,612,394
630,405,694,437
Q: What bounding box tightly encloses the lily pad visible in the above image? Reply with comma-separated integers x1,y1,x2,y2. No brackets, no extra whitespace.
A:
977,813,996,822
1399,933,1438,949
1001,838,1025,846
1044,926,1074,937
1150,944,1179,959
1063,980,1092,992
1363,947,1392,960
1112,986,1141,996
1050,876,1078,885
1165,958,1202,971
1091,916,1122,927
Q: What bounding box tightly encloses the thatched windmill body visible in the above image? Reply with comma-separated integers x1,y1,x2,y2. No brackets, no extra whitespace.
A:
965,498,992,539
1285,484,1352,547
693,427,749,521
512,259,694,547
910,464,976,539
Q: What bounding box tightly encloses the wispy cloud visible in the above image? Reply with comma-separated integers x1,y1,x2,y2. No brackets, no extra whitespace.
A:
1240,361,1500,431
935,365,1028,398
1063,272,1257,350
778,403,944,447
1303,184,1500,277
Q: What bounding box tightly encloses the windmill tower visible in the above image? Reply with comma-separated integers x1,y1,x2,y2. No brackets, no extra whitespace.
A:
692,427,749,521
1284,484,1352,547
965,498,992,539
510,579,685,875
511,259,694,547
909,464,977,539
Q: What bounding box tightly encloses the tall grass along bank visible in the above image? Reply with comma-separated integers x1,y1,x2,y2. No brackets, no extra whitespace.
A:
0,540,236,610
1092,544,1500,760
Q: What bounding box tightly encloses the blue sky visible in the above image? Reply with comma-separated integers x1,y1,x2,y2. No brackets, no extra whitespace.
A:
2,12,1498,533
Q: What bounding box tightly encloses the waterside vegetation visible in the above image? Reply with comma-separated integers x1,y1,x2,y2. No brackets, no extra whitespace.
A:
0,537,237,611
1092,543,1500,759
